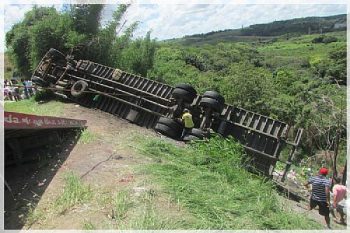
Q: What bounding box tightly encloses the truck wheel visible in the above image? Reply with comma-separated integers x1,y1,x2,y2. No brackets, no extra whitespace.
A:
171,83,197,104
157,117,183,132
188,128,208,139
175,83,197,95
71,80,88,97
199,97,223,113
156,117,183,134
171,88,196,103
203,90,225,105
155,123,181,139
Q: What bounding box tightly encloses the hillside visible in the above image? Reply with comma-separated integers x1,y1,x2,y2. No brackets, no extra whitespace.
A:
165,14,346,46
147,30,346,162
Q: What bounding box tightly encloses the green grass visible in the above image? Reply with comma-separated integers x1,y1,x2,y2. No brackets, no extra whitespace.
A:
119,188,184,229
111,190,133,221
4,98,64,116
54,172,93,214
257,31,346,71
78,129,97,144
134,135,322,230
26,207,46,227
82,221,96,230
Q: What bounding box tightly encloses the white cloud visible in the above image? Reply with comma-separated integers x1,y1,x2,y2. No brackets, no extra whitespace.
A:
4,5,34,32
4,4,62,32
109,3,346,40
0,2,347,52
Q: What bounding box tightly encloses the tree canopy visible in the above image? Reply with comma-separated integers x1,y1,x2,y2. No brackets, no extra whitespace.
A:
6,4,156,77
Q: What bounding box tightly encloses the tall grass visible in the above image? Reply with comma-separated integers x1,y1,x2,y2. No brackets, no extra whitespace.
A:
82,220,96,230
78,129,97,144
54,172,93,214
111,190,132,221
26,207,46,227
136,136,322,230
120,189,182,229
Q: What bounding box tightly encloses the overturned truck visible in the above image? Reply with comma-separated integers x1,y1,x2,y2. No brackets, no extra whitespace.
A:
32,48,303,178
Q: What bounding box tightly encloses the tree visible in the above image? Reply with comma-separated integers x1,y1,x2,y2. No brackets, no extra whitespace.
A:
6,4,157,79
117,31,157,76
220,62,275,114
300,84,346,172
6,6,59,77
69,4,103,35
28,12,73,68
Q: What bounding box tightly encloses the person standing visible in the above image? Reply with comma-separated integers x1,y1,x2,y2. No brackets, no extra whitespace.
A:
331,177,347,224
27,80,34,96
304,167,331,229
181,108,194,139
21,78,29,99
8,80,19,101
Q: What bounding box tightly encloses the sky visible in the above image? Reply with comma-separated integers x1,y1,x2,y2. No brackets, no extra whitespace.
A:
0,1,348,51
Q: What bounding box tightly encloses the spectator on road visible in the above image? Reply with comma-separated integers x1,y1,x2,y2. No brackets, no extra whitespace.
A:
13,85,21,101
304,167,331,229
7,80,19,101
331,177,347,224
21,78,29,99
27,80,34,96
4,81,12,100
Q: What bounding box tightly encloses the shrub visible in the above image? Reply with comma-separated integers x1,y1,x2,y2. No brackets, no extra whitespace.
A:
312,36,324,43
323,36,338,44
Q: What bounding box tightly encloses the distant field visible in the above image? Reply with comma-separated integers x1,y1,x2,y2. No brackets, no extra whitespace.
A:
258,31,346,71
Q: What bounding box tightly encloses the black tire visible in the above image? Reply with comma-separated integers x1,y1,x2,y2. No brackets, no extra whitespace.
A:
188,128,208,139
174,83,197,95
171,88,196,103
203,91,225,105
32,76,49,87
71,80,88,97
157,117,183,133
199,97,223,113
154,123,181,139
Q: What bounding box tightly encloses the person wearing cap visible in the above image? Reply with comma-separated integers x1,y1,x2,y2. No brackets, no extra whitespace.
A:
304,167,331,229
181,108,194,139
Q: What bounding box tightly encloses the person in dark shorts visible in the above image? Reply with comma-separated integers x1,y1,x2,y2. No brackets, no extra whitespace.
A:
304,167,331,229
331,176,347,224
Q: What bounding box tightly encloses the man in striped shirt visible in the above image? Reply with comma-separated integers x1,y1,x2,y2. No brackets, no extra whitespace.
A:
305,167,331,229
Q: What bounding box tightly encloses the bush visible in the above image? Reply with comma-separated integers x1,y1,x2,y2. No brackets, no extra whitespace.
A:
312,36,324,43
323,36,338,44
311,35,338,44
